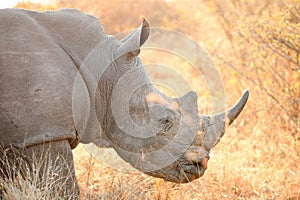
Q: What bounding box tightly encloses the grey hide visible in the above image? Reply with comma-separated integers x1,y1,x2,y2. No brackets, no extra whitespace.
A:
0,8,106,148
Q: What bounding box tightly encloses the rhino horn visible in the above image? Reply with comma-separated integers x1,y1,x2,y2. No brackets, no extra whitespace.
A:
117,18,150,57
202,90,249,150
226,90,249,125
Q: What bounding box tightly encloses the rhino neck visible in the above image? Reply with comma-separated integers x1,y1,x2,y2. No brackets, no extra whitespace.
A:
95,62,155,137
129,84,156,126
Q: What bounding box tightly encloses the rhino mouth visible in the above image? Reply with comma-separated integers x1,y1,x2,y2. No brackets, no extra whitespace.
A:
176,156,209,183
145,152,209,183
140,143,210,183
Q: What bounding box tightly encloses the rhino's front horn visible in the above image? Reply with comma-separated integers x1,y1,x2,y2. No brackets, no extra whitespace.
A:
224,90,249,125
202,90,249,150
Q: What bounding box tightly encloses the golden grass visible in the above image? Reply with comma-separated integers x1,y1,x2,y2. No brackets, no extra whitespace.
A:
1,126,298,199
0,147,74,200
73,118,299,199
73,103,300,199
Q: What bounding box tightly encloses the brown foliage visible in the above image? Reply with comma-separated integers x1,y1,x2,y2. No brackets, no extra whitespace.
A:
205,0,299,138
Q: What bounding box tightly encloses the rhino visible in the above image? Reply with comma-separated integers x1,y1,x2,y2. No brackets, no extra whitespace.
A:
0,8,249,198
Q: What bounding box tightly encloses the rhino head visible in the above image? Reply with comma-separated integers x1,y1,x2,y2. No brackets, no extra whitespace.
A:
93,19,249,183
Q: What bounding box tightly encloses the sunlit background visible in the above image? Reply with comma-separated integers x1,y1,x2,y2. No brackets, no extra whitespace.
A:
0,0,19,8
0,0,51,8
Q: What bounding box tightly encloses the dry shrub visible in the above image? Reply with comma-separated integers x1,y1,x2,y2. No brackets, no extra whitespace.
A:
0,146,74,200
205,0,300,152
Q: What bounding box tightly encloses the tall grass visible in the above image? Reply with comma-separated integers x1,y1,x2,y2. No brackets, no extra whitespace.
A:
0,146,75,200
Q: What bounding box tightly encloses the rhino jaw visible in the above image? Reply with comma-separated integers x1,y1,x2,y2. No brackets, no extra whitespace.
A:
202,90,249,150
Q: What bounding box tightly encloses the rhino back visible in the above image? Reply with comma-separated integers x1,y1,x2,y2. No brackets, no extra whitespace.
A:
0,8,105,148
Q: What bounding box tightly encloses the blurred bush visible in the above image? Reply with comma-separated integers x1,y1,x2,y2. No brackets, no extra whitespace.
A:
204,0,299,144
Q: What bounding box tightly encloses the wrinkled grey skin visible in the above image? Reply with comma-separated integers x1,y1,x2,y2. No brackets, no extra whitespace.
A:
0,8,249,198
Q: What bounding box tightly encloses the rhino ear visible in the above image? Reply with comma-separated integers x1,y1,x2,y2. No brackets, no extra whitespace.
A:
117,18,150,59
139,18,150,46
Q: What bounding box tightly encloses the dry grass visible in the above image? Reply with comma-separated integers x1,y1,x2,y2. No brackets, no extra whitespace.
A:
73,120,300,199
1,126,298,199
0,146,76,200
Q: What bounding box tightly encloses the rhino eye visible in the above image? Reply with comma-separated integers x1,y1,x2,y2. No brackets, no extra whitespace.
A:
159,118,169,124
159,118,173,131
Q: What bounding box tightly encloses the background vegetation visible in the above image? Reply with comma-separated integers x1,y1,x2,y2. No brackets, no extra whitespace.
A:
6,0,300,199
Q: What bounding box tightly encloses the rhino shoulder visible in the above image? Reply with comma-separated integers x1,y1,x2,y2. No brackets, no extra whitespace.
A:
1,8,106,45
